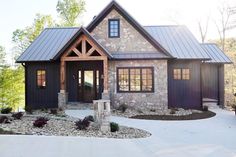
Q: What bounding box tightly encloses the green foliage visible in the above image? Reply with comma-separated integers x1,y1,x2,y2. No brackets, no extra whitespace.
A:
110,122,119,132
56,0,85,26
1,107,12,114
12,14,55,59
0,66,24,111
0,46,6,67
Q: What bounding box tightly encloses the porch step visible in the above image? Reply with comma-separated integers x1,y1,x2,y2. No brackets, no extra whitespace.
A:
66,102,93,110
203,98,219,109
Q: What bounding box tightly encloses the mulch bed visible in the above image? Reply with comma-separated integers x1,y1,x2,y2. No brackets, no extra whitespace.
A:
130,111,216,120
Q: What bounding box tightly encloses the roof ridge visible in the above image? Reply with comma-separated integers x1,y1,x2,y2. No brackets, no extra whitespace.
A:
144,25,185,27
45,27,81,29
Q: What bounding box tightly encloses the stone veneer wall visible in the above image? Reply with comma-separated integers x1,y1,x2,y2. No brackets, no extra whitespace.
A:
108,60,168,110
91,9,160,53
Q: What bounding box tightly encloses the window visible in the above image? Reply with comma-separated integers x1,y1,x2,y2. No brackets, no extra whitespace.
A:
37,70,46,88
182,69,190,80
108,19,120,38
173,68,190,80
173,69,181,80
117,67,154,92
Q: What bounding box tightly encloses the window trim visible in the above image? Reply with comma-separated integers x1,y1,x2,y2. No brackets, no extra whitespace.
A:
36,69,46,89
108,19,120,38
116,67,154,93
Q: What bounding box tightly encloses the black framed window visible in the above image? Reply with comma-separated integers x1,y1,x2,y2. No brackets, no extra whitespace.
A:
173,68,190,80
108,19,120,38
37,70,46,88
117,67,154,92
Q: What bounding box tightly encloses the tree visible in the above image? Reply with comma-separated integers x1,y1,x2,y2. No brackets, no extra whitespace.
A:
215,4,236,52
0,46,6,67
198,15,210,43
12,14,55,60
56,0,85,26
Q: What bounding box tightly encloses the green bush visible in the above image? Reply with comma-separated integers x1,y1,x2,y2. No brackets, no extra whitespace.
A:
110,122,119,132
1,107,12,114
12,112,24,120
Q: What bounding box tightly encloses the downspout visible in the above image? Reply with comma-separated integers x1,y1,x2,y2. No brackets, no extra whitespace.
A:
200,61,203,109
21,63,27,110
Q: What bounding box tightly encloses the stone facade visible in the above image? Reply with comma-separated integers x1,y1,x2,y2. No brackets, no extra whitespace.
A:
108,60,168,110
91,9,161,53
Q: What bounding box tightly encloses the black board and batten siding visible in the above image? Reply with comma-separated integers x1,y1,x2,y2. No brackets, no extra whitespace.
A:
201,64,224,105
168,60,202,109
25,62,60,109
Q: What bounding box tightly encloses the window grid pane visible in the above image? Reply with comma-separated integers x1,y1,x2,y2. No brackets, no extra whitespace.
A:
118,67,153,92
109,19,119,37
182,69,190,80
37,70,46,88
173,69,181,80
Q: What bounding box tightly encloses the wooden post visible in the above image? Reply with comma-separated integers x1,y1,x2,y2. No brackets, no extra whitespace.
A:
103,58,108,93
60,60,66,92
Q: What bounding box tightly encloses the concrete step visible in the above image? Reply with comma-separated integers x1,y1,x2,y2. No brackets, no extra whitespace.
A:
66,102,93,110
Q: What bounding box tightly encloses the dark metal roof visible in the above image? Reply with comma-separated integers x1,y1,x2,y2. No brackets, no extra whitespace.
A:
144,25,210,60
17,27,79,62
111,52,170,59
201,43,232,64
86,0,173,58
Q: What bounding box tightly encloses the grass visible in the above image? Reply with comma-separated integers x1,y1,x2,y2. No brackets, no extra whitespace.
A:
130,111,216,120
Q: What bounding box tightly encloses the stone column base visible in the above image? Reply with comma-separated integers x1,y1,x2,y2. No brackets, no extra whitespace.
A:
102,92,110,100
58,90,68,109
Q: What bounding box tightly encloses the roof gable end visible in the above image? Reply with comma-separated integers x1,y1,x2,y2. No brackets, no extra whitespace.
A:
86,0,173,58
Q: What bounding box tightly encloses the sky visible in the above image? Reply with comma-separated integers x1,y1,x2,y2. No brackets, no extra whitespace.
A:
1,0,236,62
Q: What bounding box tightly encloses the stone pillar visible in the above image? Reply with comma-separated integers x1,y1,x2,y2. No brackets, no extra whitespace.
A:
58,90,68,108
93,100,111,132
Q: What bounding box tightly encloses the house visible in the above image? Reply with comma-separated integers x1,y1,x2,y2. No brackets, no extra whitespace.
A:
16,1,232,110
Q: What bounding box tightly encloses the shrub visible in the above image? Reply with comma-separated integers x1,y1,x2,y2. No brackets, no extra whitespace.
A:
33,117,49,128
75,118,90,130
110,122,119,132
50,109,58,115
202,106,208,111
1,107,12,114
84,115,94,122
170,109,176,114
0,116,11,124
150,109,156,112
12,112,24,120
117,104,128,113
25,106,33,114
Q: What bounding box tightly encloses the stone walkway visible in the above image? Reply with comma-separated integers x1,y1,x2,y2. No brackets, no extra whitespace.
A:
0,109,236,157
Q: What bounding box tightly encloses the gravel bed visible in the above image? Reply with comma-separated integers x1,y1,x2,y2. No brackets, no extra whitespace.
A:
112,108,202,118
0,116,151,139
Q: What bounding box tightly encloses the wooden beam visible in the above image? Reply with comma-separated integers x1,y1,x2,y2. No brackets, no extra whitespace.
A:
86,47,96,56
72,48,82,57
61,56,107,61
82,36,86,54
103,58,108,93
60,60,66,91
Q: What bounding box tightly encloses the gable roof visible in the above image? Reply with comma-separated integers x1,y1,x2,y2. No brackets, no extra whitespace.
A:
17,27,79,62
16,27,112,63
201,43,232,64
53,27,112,59
144,25,210,60
86,0,173,58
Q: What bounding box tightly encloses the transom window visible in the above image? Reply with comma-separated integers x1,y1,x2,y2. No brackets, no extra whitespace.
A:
37,70,46,88
173,68,190,80
117,67,154,92
108,19,120,38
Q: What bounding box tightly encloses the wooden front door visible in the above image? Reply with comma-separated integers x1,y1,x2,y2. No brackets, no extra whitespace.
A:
78,69,101,102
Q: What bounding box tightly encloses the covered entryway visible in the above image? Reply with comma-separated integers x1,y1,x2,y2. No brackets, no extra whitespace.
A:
58,28,110,106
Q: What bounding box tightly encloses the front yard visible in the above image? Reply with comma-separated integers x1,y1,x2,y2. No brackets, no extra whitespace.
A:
0,108,235,157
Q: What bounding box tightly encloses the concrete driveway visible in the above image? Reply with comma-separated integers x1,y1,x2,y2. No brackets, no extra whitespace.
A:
0,109,236,157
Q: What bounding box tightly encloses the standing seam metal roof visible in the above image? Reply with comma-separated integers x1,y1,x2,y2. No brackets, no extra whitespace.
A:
200,44,232,64
144,25,210,59
17,27,79,62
